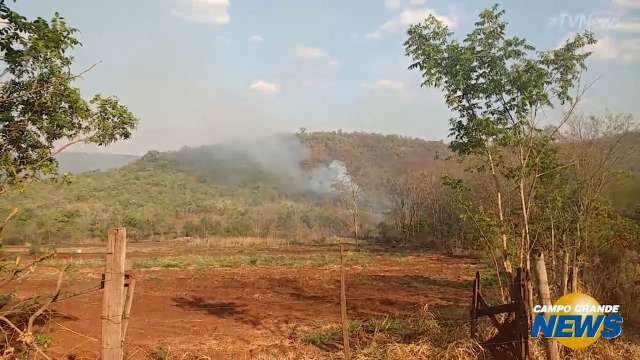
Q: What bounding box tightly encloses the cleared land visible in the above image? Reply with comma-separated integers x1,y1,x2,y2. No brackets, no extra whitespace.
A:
10,240,480,359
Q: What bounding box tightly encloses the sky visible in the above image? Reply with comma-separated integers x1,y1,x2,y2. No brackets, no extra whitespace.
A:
17,0,640,155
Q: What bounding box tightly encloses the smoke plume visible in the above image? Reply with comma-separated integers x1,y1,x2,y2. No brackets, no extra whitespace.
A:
166,133,353,195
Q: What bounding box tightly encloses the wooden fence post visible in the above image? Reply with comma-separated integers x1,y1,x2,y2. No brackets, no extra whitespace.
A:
339,244,351,360
102,227,127,360
512,268,530,360
534,253,560,360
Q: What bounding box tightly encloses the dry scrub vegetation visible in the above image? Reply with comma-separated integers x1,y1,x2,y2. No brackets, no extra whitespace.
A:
137,306,640,359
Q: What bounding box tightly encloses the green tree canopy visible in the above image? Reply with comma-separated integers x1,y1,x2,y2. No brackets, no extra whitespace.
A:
404,5,595,156
0,1,138,193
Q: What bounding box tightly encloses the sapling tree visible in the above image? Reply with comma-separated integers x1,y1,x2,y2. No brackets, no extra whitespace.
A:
405,5,595,283
335,169,361,248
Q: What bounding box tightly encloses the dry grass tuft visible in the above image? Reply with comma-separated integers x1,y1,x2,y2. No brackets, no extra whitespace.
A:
355,340,437,360
346,305,486,360
353,333,485,360
567,340,640,360
439,339,486,360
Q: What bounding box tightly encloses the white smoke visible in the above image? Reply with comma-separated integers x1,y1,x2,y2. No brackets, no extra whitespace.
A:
205,134,354,195
305,160,351,194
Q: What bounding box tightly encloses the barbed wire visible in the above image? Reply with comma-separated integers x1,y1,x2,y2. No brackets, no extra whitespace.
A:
53,285,102,303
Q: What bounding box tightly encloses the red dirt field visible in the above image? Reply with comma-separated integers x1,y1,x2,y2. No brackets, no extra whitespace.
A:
12,246,480,359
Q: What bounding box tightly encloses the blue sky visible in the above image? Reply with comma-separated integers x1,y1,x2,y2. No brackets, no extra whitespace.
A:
18,0,640,154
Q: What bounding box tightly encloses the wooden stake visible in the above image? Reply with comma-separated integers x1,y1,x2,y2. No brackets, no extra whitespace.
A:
339,244,351,360
102,228,127,360
534,253,560,360
121,275,136,345
512,268,530,360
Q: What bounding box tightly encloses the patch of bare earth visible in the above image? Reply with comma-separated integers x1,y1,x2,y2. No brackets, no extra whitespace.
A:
14,251,478,359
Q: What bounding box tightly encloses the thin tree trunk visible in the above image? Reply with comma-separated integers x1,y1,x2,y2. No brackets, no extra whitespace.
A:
339,244,351,360
351,186,359,249
550,216,556,281
535,253,560,360
487,149,513,281
562,249,569,295
571,263,578,293
517,143,535,313
572,221,580,293
518,177,532,273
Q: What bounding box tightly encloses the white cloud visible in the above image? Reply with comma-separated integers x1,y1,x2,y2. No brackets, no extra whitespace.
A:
249,35,263,42
613,0,640,9
294,46,339,66
364,80,405,90
295,46,328,60
587,36,640,62
249,80,280,94
385,0,402,10
172,0,231,25
409,0,426,4
606,19,640,32
367,8,456,39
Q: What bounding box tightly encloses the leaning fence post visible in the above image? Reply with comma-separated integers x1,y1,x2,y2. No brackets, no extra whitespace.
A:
102,227,127,360
121,275,136,345
535,253,560,360
339,244,351,360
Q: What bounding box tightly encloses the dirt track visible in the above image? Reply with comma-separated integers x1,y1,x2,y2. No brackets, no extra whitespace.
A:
14,250,479,359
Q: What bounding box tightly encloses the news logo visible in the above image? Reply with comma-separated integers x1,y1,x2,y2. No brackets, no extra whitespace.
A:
530,292,623,349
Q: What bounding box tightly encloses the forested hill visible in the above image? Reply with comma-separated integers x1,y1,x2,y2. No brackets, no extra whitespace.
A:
123,132,452,194
0,132,452,244
302,131,449,167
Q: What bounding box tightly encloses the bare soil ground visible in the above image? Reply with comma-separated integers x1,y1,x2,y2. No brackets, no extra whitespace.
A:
11,241,480,359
